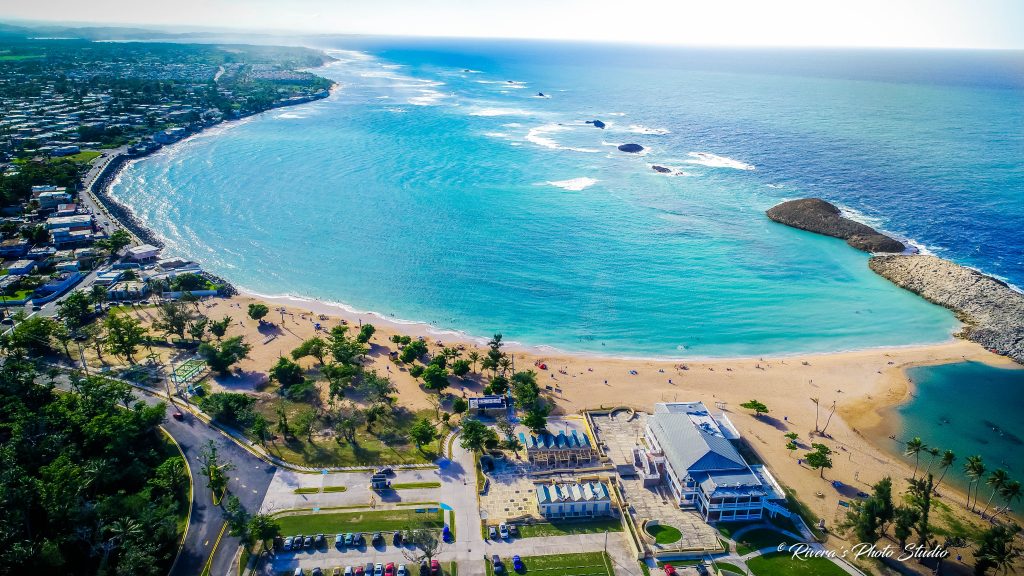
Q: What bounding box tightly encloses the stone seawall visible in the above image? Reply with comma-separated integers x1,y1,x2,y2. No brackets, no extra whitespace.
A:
869,255,1024,364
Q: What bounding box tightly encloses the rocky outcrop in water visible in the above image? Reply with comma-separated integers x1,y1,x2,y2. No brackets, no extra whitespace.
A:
586,119,606,129
869,255,1024,364
766,198,905,253
651,165,672,174
618,143,644,153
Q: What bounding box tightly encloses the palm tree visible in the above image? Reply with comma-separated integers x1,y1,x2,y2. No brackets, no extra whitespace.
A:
934,450,956,492
994,480,1021,518
810,397,821,433
982,469,1010,517
102,517,142,565
923,446,941,474
468,351,480,373
964,456,986,511
905,437,926,479
820,400,838,436
498,356,513,377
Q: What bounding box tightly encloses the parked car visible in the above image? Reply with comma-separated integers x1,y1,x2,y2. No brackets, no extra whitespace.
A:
336,533,344,546
429,559,441,576
372,532,384,545
663,564,677,575
384,562,396,576
315,533,325,547
354,566,365,576
373,563,384,576
513,556,523,572
293,569,304,576
377,466,394,475
303,536,313,549
498,523,509,539
344,532,354,546
508,524,519,537
312,568,323,576
283,536,293,551
419,561,430,576
344,568,354,576
354,532,365,545
442,525,451,542
488,526,497,539
294,534,303,547
492,555,505,574
393,531,403,545
397,565,408,576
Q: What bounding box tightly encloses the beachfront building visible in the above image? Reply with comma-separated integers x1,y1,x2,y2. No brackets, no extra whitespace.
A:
467,395,509,417
127,244,160,261
107,280,150,300
644,402,786,523
535,481,613,519
522,429,599,467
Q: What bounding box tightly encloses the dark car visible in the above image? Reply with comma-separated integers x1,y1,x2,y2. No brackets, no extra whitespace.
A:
312,568,323,576
393,531,403,546
377,467,394,476
508,524,519,537
172,411,184,421
492,555,504,574
304,536,314,549
344,532,354,546
419,561,430,576
372,532,384,545
315,533,326,547
335,533,344,546
354,532,365,545
513,556,523,572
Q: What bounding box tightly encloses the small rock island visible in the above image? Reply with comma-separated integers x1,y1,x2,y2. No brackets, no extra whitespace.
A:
618,143,644,153
766,198,905,253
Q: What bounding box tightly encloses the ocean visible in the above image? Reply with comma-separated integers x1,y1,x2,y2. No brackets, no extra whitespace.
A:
875,362,1024,504
108,39,1023,358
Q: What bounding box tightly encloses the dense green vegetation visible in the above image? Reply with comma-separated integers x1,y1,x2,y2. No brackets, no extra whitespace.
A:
0,353,188,575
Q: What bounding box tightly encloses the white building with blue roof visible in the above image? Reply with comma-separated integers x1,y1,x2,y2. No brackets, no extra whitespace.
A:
535,481,612,519
644,402,786,523
522,428,598,467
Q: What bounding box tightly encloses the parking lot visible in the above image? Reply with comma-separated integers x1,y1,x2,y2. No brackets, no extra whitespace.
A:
266,537,447,575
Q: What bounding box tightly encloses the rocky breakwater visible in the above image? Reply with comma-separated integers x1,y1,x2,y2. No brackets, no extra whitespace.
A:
766,198,906,253
869,255,1024,363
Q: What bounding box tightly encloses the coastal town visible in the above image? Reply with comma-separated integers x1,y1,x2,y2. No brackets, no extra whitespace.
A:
1,20,1022,576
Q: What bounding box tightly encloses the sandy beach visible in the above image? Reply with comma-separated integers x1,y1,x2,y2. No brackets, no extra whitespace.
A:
121,290,1008,535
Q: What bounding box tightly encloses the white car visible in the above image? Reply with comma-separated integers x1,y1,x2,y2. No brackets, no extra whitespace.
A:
373,563,384,576
499,523,509,539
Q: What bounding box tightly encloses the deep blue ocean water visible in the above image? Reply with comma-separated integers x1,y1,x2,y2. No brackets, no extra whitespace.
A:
109,40,1024,357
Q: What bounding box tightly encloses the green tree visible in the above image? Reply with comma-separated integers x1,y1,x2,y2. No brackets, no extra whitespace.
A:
154,300,194,340
198,336,251,375
291,337,328,365
459,418,490,453
452,396,468,415
293,408,316,441
248,514,281,551
740,399,769,417
198,439,235,496
934,449,956,492
904,437,926,479
56,290,93,331
356,323,376,344
906,474,934,545
188,315,208,342
421,364,450,392
805,443,833,478
965,455,986,511
104,313,147,363
247,303,269,322
410,417,438,449
973,523,1020,576
224,495,253,552
451,359,471,377
209,315,232,340
982,469,1010,517
149,457,187,497
893,505,919,550
269,356,305,387
100,229,132,254
523,402,550,434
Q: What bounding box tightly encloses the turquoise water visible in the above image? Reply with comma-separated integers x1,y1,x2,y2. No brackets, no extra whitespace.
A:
882,362,1024,498
104,41,1024,357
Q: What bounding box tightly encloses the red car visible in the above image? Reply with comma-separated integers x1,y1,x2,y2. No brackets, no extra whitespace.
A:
385,563,395,576
663,565,677,575
172,411,184,421
429,560,441,576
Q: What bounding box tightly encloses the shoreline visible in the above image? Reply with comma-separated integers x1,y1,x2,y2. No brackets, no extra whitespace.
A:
87,43,1017,537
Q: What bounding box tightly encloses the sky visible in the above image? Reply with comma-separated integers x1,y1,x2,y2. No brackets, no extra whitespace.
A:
5,0,1024,50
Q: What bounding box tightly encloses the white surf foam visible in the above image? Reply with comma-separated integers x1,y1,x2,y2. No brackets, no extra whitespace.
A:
684,152,755,171
546,177,599,191
407,89,446,106
483,132,510,138
527,124,600,153
475,80,528,89
469,107,534,117
625,124,670,135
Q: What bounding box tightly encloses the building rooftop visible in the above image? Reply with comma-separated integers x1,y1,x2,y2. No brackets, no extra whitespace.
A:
649,402,748,474
523,429,593,451
536,481,610,504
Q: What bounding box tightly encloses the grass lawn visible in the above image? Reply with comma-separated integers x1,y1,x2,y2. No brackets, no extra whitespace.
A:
392,481,441,490
516,517,623,539
646,523,682,544
746,552,847,576
3,289,34,301
735,529,795,556
293,487,320,494
323,485,348,493
275,508,444,536
256,400,436,467
52,150,102,164
486,551,614,576
715,561,747,575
